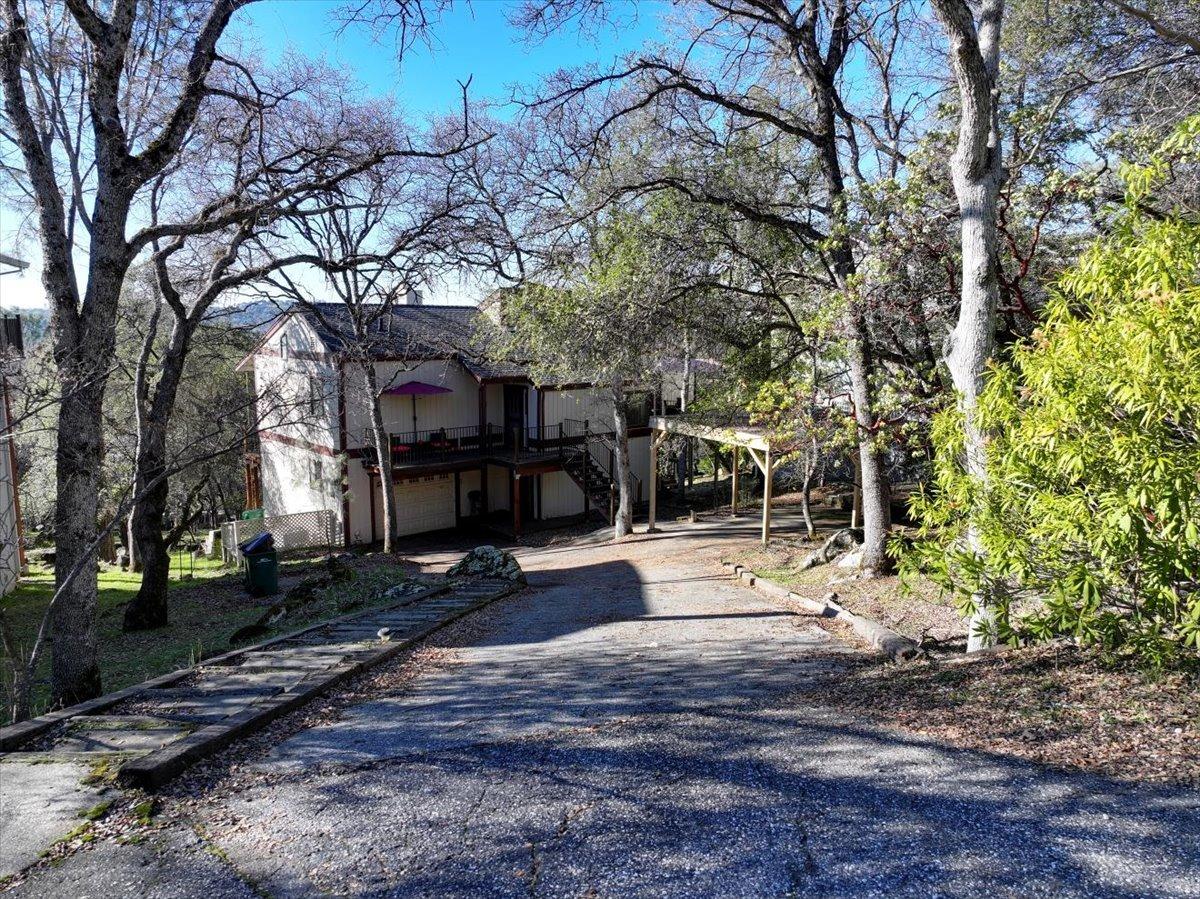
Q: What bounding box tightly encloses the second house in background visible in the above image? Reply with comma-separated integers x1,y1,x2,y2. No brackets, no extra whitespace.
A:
238,299,654,545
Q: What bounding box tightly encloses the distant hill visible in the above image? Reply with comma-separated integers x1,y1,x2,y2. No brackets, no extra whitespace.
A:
203,300,288,333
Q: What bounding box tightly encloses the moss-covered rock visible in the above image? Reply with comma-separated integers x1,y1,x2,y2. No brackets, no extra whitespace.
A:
447,545,526,584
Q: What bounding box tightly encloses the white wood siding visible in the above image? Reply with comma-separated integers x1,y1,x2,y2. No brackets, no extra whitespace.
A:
541,387,612,428
539,470,583,519
260,439,341,522
254,316,338,450
344,358,483,444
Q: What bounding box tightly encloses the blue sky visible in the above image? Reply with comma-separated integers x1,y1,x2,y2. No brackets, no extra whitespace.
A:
237,0,661,119
0,0,661,309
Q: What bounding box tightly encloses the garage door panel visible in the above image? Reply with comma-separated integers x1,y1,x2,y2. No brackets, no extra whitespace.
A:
393,476,455,536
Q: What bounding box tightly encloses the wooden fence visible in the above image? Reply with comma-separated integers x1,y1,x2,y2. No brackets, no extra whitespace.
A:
220,508,338,564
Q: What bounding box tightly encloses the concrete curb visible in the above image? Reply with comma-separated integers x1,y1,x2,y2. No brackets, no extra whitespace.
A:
722,562,920,663
0,583,450,753
117,582,518,791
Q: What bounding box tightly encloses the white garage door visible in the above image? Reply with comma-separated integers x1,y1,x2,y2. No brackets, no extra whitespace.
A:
392,476,456,536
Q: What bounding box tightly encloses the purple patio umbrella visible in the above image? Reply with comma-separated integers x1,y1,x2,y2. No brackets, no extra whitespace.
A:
383,380,453,434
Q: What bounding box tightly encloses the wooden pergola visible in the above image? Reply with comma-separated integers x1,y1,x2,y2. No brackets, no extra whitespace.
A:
648,415,777,545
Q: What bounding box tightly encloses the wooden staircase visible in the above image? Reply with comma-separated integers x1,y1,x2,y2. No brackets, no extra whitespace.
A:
562,446,616,523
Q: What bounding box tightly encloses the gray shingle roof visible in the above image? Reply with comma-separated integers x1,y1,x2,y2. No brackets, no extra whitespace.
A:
296,303,468,356
292,303,534,383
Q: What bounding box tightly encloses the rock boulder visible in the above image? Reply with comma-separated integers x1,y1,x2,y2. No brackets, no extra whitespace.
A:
447,545,526,584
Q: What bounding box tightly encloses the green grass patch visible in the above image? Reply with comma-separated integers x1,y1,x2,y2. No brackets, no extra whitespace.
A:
3,551,423,723
80,757,120,786
2,550,257,723
40,822,96,857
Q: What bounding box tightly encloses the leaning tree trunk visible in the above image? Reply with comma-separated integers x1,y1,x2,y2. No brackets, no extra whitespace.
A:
610,382,633,539
931,0,1005,651
800,444,817,539
362,363,397,553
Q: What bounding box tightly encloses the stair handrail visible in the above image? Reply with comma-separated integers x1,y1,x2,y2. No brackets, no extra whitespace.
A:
563,418,642,502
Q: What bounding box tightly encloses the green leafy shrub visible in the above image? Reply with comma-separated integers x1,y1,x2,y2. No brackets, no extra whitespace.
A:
903,119,1200,667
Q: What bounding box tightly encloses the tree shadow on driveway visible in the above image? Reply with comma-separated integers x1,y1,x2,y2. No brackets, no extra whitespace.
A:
213,554,1200,898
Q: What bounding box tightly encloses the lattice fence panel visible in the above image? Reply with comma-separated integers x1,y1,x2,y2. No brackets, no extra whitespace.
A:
221,508,338,564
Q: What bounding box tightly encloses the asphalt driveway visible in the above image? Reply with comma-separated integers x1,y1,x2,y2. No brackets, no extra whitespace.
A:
9,515,1199,897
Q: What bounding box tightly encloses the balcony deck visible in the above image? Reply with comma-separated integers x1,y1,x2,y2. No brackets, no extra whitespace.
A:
359,423,585,476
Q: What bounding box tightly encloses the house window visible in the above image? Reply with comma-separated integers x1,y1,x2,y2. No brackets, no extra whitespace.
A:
310,458,322,488
280,332,290,360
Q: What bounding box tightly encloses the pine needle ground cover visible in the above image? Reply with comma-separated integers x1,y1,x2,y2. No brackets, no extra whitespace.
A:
724,533,1199,786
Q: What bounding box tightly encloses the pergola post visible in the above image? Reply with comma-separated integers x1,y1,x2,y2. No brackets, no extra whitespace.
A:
731,446,740,517
648,430,664,533
761,446,772,546
648,415,772,542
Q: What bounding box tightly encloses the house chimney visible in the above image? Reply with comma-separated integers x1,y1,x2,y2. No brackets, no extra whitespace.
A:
404,287,422,306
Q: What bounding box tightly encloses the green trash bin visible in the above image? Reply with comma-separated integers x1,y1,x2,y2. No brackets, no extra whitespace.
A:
244,549,278,597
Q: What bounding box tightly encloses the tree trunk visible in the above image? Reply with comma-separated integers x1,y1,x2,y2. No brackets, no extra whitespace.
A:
50,380,105,707
124,476,172,631
844,307,893,574
931,0,1005,650
800,446,816,539
125,510,140,572
610,383,633,539
124,330,192,632
362,363,396,552
801,346,819,539
802,59,893,575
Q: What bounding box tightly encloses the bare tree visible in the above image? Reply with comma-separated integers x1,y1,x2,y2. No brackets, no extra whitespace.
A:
511,0,931,572
0,0,463,688
264,140,476,554
121,76,437,630
0,0,262,703
0,363,307,720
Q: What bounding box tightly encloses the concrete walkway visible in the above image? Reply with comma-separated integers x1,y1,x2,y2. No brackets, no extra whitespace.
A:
7,516,1199,897
0,578,513,880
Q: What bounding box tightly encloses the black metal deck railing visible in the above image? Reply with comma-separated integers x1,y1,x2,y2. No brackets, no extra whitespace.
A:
360,422,586,468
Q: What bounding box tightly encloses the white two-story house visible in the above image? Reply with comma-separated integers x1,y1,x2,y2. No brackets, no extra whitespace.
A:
238,298,653,546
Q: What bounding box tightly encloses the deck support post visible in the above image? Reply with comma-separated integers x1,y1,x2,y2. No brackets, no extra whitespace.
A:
731,446,740,517
746,445,773,546
479,462,489,517
512,472,522,538
761,447,772,546
712,443,719,510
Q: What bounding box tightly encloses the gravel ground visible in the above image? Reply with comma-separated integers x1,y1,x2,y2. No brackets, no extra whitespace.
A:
7,512,1199,898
